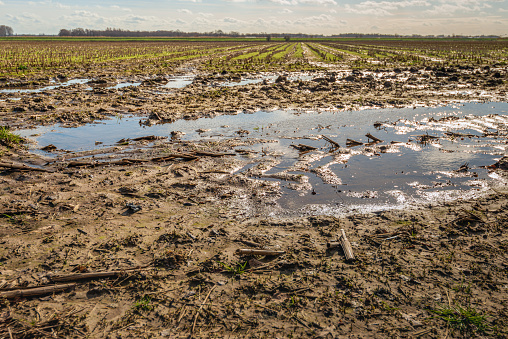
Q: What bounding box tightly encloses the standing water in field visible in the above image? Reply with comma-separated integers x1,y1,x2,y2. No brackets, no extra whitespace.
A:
19,102,508,217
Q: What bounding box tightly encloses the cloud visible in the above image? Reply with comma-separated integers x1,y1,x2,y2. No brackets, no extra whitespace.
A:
0,1,4,5
55,3,71,9
223,17,244,23
125,15,154,24
299,0,337,5
110,5,132,12
426,2,490,15
178,9,192,14
198,12,214,17
345,0,431,16
279,8,294,13
267,0,298,5
294,13,334,25
6,12,42,24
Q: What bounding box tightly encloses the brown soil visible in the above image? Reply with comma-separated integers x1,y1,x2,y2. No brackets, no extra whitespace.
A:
0,65,507,338
0,66,507,129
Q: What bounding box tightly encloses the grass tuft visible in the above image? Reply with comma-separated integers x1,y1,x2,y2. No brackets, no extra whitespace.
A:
0,126,23,147
431,304,490,335
218,261,248,275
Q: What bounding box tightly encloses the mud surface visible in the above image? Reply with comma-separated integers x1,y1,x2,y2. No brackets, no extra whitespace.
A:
1,66,507,129
0,61,508,338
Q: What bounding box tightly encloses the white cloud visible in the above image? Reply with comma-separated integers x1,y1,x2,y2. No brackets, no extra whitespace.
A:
299,0,337,5
280,8,293,13
198,12,214,17
6,12,43,24
345,0,431,16
178,9,192,14
293,13,334,25
110,5,132,12
424,0,502,15
0,1,5,5
55,3,71,9
426,2,489,15
223,17,244,23
268,0,298,5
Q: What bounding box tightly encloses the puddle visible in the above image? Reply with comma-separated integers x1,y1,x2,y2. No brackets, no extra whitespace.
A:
0,79,89,94
0,75,194,94
107,82,141,90
18,102,508,216
219,73,320,87
161,75,195,89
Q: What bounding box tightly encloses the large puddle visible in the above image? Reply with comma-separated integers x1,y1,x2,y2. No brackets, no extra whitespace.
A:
19,102,508,216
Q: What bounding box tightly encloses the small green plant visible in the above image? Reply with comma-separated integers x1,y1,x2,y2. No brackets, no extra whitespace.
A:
218,261,248,275
133,295,153,312
452,280,472,295
286,295,300,308
381,301,399,312
430,304,490,335
0,126,23,147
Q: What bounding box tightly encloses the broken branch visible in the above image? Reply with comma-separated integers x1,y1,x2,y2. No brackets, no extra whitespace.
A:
0,162,54,173
365,133,383,143
236,249,285,256
0,283,76,299
321,135,340,148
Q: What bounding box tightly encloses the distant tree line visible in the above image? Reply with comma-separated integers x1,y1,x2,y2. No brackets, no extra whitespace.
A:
0,25,14,36
57,28,500,39
58,28,245,37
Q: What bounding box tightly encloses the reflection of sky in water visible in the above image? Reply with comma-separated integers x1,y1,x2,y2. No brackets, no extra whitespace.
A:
161,76,195,88
18,102,508,216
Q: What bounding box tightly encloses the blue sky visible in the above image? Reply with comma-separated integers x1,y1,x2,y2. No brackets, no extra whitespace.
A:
0,0,506,35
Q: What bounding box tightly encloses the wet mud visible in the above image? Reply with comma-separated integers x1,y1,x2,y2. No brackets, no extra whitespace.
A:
0,61,507,338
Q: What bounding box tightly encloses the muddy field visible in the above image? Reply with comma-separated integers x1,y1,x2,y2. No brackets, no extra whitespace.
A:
0,39,507,338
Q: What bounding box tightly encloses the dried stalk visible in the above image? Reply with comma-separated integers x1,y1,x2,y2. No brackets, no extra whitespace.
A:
191,285,217,334
236,249,285,256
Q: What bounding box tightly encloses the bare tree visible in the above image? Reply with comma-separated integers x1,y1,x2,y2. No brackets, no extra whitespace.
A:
0,25,14,36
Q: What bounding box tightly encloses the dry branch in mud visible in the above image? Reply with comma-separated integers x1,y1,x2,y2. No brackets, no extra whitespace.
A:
0,162,55,173
0,283,76,299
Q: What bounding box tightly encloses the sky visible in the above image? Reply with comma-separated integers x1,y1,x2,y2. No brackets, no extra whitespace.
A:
0,0,507,36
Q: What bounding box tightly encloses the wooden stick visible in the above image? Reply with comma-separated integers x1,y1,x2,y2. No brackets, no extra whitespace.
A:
346,139,363,147
192,151,236,157
0,283,76,299
0,162,54,173
237,239,263,248
235,249,285,256
132,135,166,142
339,229,355,261
327,241,341,248
365,133,383,143
191,285,217,334
321,135,340,148
49,266,150,282
290,144,318,152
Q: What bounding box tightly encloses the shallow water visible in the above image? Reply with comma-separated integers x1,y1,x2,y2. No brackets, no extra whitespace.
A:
161,75,195,89
19,102,508,216
0,79,89,94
